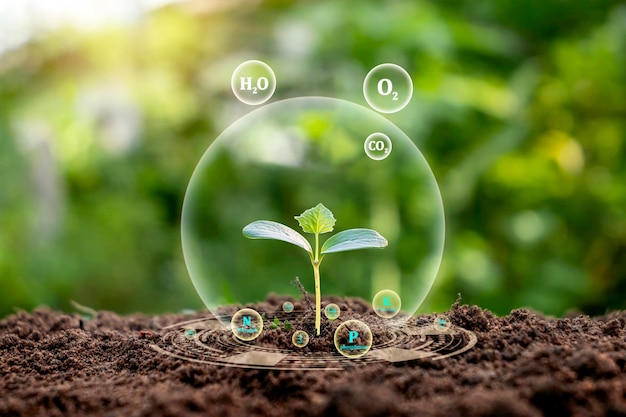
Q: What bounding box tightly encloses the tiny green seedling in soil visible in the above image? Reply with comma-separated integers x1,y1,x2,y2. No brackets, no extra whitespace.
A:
267,317,292,331
243,203,388,336
270,317,280,330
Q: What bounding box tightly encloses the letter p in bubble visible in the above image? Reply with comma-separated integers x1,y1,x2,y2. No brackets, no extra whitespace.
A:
348,331,359,343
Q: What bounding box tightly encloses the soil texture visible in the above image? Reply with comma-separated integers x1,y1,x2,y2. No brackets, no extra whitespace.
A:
2,296,626,417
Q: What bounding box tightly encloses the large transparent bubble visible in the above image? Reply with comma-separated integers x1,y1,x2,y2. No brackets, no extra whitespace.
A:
182,97,444,325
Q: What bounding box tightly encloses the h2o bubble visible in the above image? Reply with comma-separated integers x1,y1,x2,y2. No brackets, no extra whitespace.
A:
231,60,276,105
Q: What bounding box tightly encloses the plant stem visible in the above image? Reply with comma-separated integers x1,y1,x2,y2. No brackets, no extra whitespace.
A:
314,232,321,336
314,263,321,335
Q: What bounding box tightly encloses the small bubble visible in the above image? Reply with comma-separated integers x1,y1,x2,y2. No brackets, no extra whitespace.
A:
334,320,373,358
363,63,413,113
434,314,451,332
372,289,401,318
184,327,197,340
231,308,263,341
364,132,393,161
282,302,294,312
324,303,340,320
230,60,276,105
292,330,309,348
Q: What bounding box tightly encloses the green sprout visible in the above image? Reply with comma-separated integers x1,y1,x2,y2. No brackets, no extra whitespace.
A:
269,317,280,329
267,317,292,331
243,203,388,336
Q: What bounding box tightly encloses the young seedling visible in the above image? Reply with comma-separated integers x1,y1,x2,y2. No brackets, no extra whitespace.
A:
267,316,293,331
270,317,280,330
243,203,388,336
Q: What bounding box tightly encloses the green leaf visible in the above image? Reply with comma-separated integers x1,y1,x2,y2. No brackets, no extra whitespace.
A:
243,220,312,254
294,203,336,235
321,228,388,254
283,320,292,331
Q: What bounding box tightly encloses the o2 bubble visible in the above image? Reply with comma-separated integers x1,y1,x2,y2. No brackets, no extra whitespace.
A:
231,60,276,105
231,308,263,341
292,330,309,348
334,320,373,358
434,314,451,332
363,63,413,113
282,301,294,312
372,289,401,318
324,303,340,320
364,132,392,161
182,97,444,327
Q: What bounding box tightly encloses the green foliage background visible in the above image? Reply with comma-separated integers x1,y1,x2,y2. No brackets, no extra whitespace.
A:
0,0,625,318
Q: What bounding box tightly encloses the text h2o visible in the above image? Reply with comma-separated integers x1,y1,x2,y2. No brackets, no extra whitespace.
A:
240,77,269,95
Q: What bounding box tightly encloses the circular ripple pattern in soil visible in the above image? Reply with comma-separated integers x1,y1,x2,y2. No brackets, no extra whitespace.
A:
150,311,477,370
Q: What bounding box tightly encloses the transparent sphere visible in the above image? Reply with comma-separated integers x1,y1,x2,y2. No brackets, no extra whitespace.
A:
334,319,373,358
292,330,309,348
182,97,444,326
324,303,341,321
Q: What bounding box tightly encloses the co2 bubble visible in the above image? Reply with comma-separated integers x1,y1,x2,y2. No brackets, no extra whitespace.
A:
363,63,413,114
231,60,276,105
364,133,392,161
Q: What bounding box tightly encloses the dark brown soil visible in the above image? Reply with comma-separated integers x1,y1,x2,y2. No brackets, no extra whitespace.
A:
2,297,626,417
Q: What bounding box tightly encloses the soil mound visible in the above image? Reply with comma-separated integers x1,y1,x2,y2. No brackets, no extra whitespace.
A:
2,298,626,416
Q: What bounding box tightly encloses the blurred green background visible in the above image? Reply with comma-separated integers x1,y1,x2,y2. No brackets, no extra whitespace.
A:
1,0,625,318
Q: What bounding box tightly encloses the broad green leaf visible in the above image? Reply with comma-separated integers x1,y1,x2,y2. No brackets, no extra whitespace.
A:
294,203,336,235
321,228,388,254
242,220,312,254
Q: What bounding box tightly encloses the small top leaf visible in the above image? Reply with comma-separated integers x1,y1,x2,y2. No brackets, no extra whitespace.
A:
243,220,312,254
321,228,388,254
294,203,336,235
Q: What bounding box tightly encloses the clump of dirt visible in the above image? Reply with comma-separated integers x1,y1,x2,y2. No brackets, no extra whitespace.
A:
2,297,626,417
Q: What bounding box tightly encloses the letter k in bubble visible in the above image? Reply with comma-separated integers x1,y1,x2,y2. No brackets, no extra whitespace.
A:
383,296,391,307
